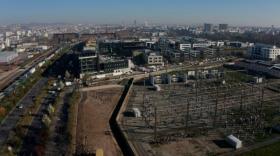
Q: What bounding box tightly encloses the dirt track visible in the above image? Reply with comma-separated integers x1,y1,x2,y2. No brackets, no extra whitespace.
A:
76,86,124,156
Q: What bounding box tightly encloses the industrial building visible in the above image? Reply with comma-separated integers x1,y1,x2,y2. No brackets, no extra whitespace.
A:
0,51,18,64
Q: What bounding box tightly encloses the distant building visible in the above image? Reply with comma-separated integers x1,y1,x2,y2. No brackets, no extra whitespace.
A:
250,44,280,61
144,21,149,27
226,41,248,48
0,51,18,64
216,41,225,47
80,33,116,41
204,23,213,33
219,24,228,31
177,43,192,51
145,52,164,66
193,42,212,48
5,38,10,47
52,33,79,43
233,60,280,78
188,49,201,58
83,39,97,51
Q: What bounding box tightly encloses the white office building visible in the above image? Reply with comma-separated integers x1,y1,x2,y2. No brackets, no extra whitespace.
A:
250,44,280,61
179,43,192,51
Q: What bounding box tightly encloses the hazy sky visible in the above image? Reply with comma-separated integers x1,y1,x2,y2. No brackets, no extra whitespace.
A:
0,0,279,26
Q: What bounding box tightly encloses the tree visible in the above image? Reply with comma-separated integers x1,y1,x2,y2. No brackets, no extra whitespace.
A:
0,106,6,117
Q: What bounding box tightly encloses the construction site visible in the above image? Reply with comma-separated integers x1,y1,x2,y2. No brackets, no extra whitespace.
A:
118,69,280,156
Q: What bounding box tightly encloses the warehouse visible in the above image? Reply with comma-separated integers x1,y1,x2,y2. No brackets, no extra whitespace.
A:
0,51,18,64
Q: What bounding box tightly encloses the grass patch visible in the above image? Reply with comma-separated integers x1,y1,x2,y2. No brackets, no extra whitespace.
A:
224,69,253,83
241,141,280,156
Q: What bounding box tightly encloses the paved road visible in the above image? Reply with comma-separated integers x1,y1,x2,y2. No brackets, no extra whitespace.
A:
0,78,48,146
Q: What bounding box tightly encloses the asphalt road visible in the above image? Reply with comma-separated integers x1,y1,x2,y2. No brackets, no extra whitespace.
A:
0,78,48,146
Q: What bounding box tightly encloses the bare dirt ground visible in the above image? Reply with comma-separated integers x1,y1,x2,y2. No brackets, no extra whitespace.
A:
80,84,123,92
76,86,124,156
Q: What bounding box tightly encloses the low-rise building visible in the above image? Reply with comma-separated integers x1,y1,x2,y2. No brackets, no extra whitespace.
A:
0,51,18,64
232,60,280,78
145,52,164,66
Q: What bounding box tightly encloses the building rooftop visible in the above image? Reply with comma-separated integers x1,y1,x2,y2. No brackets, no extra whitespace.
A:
78,50,97,58
0,51,18,57
99,55,126,63
254,43,277,49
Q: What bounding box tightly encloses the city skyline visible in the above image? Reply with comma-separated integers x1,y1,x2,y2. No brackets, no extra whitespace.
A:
0,0,280,27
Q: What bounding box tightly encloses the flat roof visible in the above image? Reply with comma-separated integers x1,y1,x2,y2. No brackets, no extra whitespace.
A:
0,51,18,57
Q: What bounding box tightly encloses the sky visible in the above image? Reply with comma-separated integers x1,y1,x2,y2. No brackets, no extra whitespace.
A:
0,0,279,26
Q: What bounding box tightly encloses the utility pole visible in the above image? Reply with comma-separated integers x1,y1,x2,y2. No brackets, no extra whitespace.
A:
240,87,244,113
213,85,219,128
154,106,157,143
185,98,190,134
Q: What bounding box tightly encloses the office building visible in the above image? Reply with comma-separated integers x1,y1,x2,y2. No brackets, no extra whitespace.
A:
78,51,130,78
250,44,280,61
204,23,213,32
177,43,192,51
219,24,228,31
79,51,99,76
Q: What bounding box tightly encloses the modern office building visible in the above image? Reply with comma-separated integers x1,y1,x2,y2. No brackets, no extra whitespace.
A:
78,51,131,78
79,51,99,76
250,44,280,61
204,23,213,32
219,24,228,31
177,43,192,51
